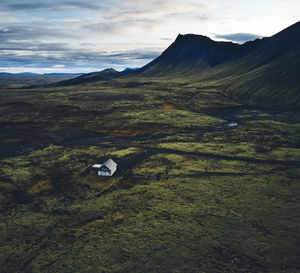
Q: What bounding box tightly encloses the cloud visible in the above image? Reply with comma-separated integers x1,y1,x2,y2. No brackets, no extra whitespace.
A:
82,0,211,35
160,38,173,41
64,1,105,10
0,43,161,71
3,0,276,73
0,0,269,73
116,0,210,15
214,33,263,43
83,18,163,35
0,24,79,41
6,3,50,10
0,42,71,52
1,1,104,11
52,64,65,68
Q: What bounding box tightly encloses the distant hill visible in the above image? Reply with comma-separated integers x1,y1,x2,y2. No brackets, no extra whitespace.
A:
17,72,39,75
56,68,119,86
44,73,83,76
0,73,83,86
0,72,83,76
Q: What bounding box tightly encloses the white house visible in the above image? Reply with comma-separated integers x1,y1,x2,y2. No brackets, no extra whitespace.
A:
91,159,117,176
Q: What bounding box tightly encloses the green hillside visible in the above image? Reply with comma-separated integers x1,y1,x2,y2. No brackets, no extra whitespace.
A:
138,21,300,108
203,21,300,108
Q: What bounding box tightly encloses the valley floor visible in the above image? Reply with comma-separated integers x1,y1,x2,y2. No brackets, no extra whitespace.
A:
0,76,300,272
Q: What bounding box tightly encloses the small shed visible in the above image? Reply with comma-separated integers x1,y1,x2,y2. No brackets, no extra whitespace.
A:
91,159,117,176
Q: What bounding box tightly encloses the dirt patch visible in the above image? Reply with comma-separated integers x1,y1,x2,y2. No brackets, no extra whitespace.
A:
162,103,176,110
87,126,176,136
74,167,88,176
112,211,127,221
106,128,143,135
73,219,105,234
27,179,52,194
88,127,153,136
67,211,128,237
86,127,142,135
78,174,120,192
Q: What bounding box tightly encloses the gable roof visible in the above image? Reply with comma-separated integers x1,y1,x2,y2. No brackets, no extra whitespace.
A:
102,159,117,174
92,164,102,168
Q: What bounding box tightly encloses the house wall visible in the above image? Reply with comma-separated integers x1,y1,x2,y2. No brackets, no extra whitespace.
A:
91,168,98,175
98,171,112,176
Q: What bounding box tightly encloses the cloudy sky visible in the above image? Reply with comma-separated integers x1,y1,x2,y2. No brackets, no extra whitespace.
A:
0,0,299,73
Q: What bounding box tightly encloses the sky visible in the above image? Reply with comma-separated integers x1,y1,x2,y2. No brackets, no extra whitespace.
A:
0,0,299,74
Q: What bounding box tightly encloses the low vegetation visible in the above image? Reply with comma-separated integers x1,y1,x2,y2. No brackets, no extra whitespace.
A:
0,74,299,273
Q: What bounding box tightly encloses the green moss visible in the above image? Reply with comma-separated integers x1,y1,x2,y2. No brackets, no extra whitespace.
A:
157,142,260,158
133,156,167,176
123,109,223,127
0,75,300,273
0,157,34,183
133,153,274,178
268,147,300,161
110,147,140,157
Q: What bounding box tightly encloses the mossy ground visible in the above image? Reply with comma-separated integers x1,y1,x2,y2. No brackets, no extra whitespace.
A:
0,76,299,272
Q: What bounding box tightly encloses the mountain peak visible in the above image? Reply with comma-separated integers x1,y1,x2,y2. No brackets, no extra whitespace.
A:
272,20,300,38
174,33,213,44
56,67,119,86
139,33,241,75
103,68,118,73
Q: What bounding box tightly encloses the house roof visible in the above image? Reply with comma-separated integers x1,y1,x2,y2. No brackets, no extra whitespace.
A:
102,159,117,173
92,164,102,168
92,159,117,174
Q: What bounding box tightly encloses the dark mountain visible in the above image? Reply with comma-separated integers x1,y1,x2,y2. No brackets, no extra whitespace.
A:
56,68,119,86
137,21,300,107
137,33,270,76
209,21,300,107
57,36,248,83
53,29,269,82
54,21,300,107
138,34,244,75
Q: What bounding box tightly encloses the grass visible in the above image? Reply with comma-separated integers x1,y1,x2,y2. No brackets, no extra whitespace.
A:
0,75,299,272
133,153,275,178
156,141,259,157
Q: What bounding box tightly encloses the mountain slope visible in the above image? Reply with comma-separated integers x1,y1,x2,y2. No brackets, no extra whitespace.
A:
56,68,119,86
138,34,243,76
137,21,300,107
54,21,300,108
211,21,300,108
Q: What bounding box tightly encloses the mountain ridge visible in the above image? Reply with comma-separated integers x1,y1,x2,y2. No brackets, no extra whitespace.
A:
57,21,300,107
56,68,119,86
138,33,244,75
